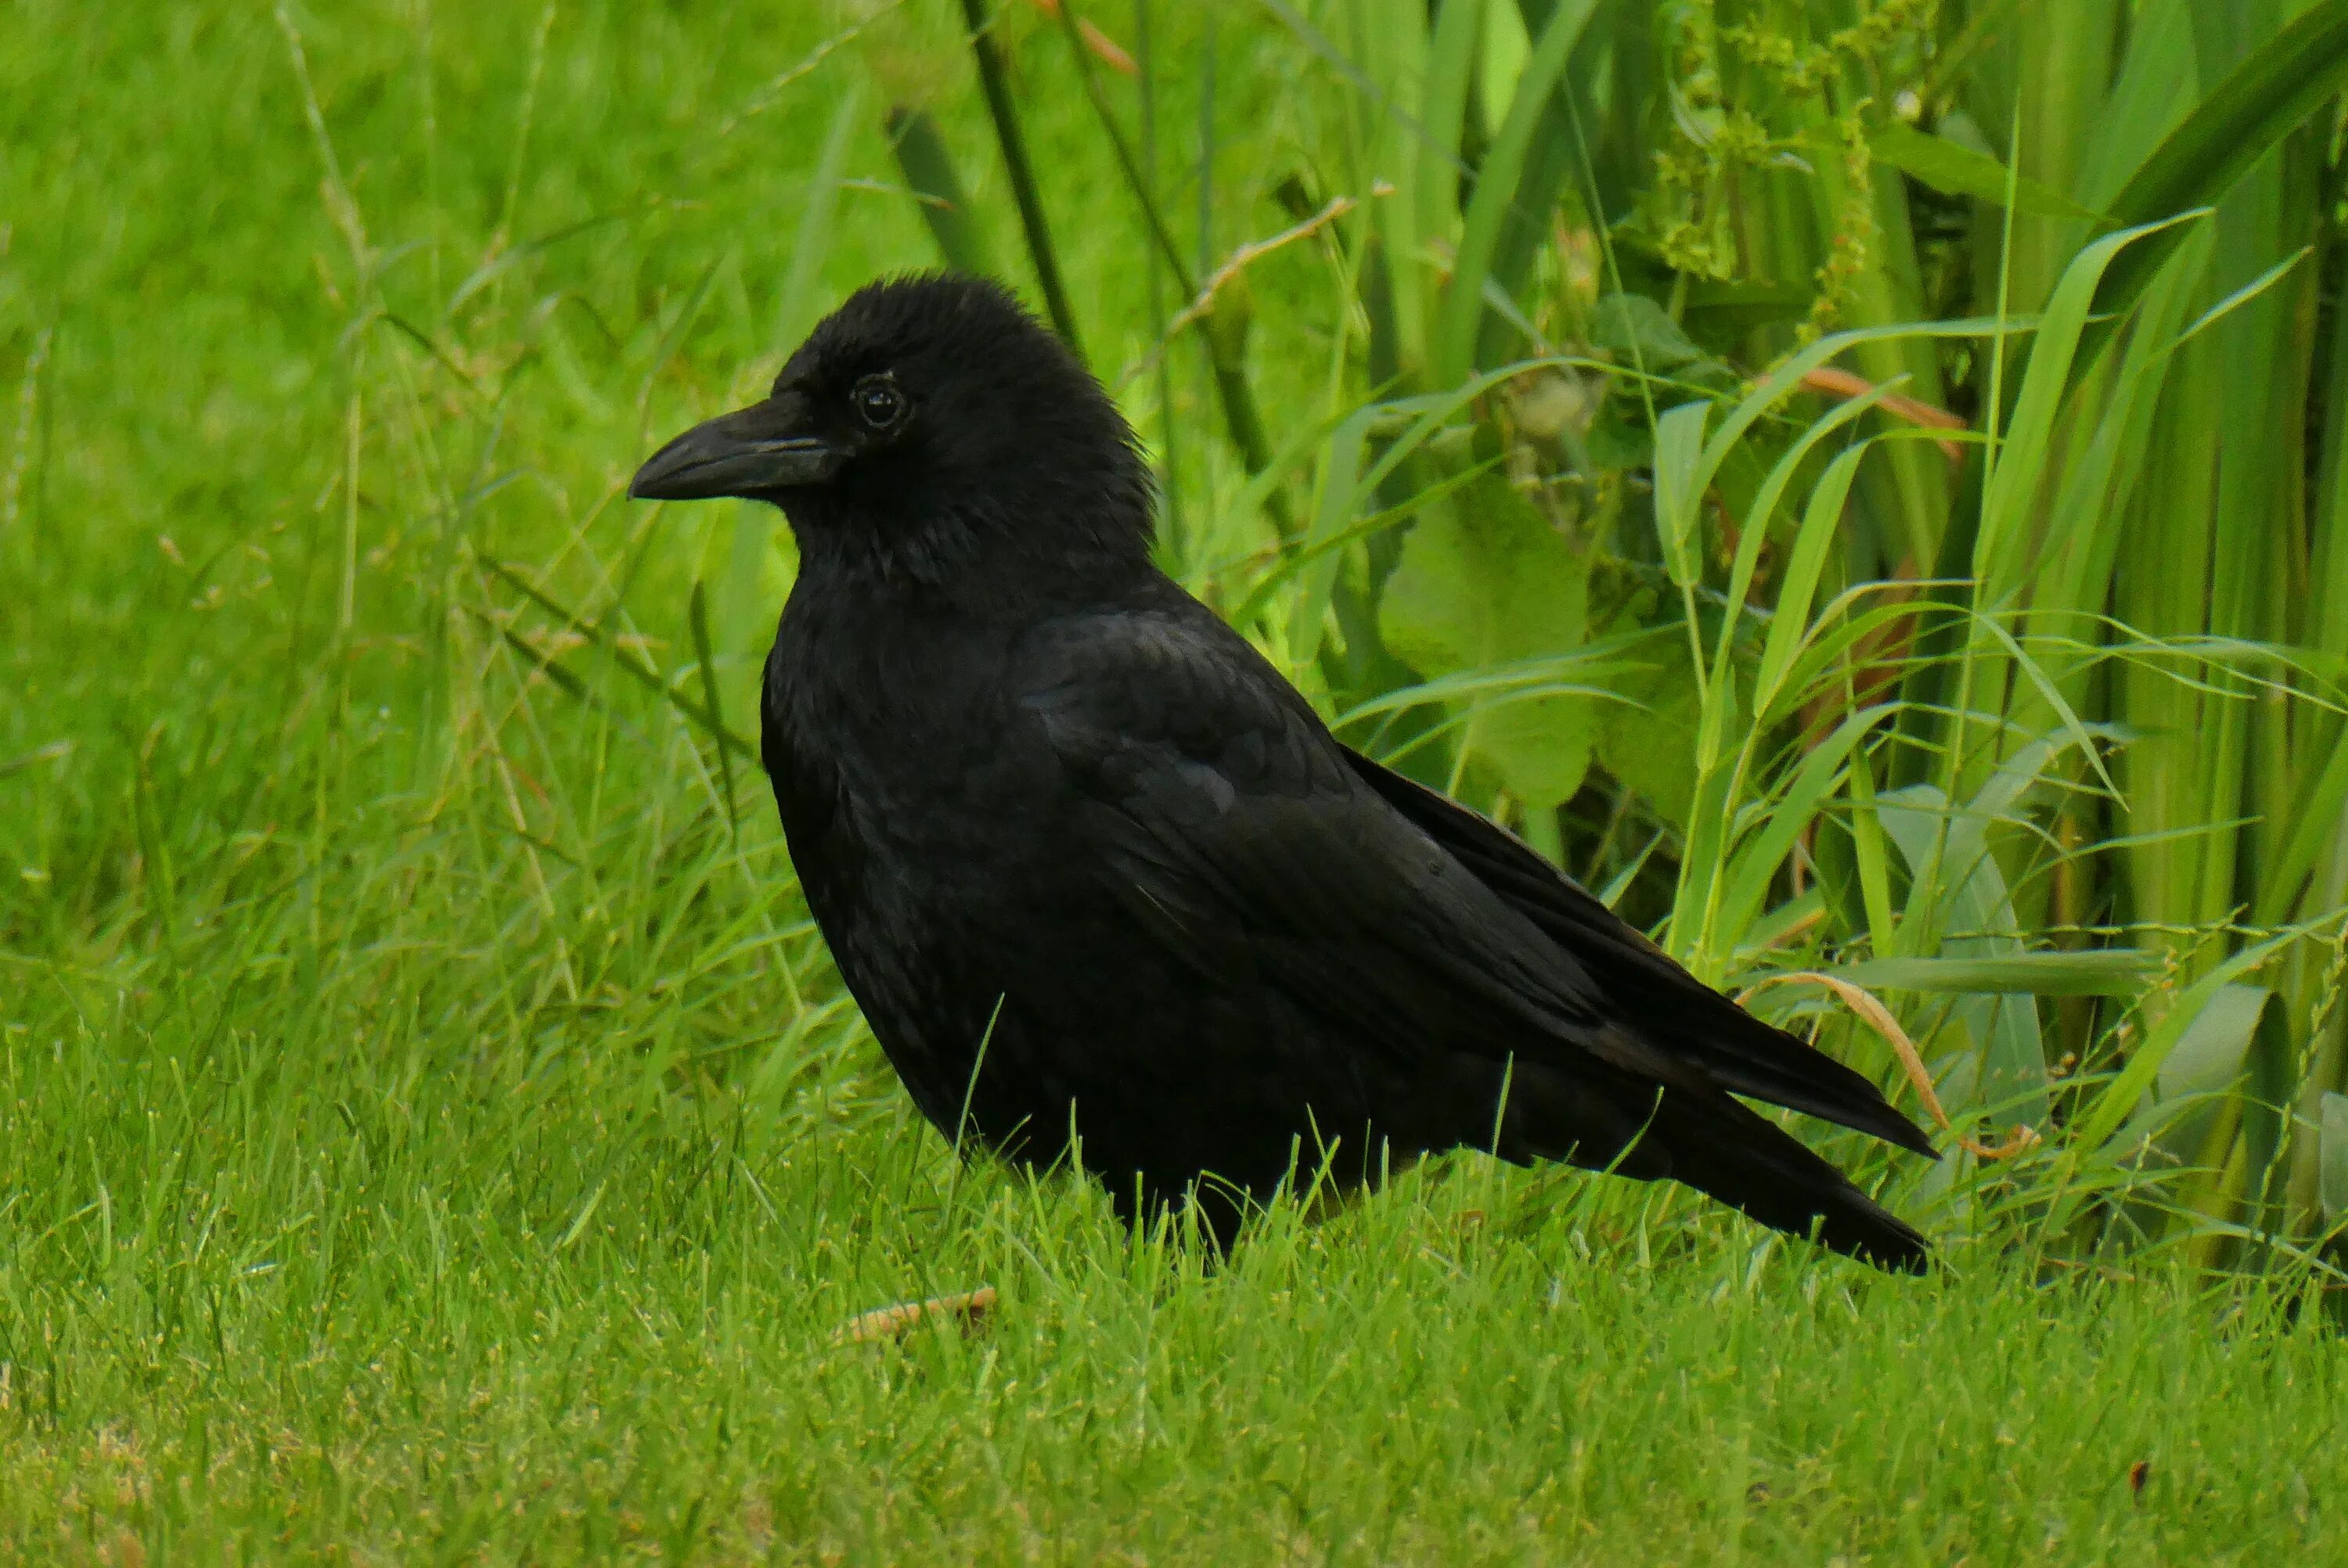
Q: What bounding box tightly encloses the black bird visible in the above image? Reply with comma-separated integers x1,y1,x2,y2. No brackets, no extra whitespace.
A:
632,274,1935,1270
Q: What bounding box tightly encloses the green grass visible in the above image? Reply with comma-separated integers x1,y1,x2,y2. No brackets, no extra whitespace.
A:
7,1017,2347,1564
5,2,2348,1561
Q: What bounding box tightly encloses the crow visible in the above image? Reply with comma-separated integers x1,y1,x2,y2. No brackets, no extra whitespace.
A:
631,273,1934,1270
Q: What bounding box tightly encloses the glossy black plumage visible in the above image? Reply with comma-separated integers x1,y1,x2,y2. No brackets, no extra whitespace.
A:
632,273,1935,1271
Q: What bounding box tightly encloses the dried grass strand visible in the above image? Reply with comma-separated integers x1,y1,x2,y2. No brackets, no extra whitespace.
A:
1741,970,2041,1160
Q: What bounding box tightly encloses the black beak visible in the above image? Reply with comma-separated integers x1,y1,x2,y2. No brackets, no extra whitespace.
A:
628,393,841,502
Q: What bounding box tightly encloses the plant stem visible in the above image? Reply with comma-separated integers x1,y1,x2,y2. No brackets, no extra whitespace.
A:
1052,0,1288,532
957,0,1084,356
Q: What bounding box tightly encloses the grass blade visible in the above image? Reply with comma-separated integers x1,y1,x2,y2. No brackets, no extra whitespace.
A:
1817,951,2161,998
957,0,1084,355
688,581,739,836
1431,0,1598,388
2088,0,2348,325
884,105,996,276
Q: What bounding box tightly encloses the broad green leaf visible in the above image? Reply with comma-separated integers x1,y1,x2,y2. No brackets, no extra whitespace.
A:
1594,636,1700,826
1337,646,1647,727
2072,928,2299,1152
1590,293,1702,368
1867,122,2105,223
1279,359,1593,669
1649,400,1709,587
2145,985,2288,1189
1879,783,2051,1129
1379,462,1596,808
1821,951,2160,997
2154,984,2274,1102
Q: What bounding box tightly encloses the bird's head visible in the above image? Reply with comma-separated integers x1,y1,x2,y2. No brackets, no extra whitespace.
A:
630,273,1153,587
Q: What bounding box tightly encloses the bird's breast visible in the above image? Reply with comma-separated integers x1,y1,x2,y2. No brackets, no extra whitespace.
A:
761,643,1107,1134
763,612,1079,940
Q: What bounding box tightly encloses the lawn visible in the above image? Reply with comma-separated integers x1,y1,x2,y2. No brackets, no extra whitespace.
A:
4,2,2346,1562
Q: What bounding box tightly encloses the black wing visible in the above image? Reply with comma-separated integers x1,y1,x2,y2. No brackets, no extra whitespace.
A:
1022,606,1673,1077
1019,599,1930,1268
1342,753,1936,1157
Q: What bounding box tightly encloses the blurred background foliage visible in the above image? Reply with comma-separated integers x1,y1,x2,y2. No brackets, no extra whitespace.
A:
10,0,2348,1286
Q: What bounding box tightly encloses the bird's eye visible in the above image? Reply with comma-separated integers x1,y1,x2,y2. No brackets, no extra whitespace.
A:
852,376,906,431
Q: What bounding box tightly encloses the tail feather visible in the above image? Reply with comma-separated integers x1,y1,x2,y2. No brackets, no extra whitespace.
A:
1499,1061,1930,1273
1655,1091,1928,1272
1343,749,1937,1160
1659,1003,1939,1160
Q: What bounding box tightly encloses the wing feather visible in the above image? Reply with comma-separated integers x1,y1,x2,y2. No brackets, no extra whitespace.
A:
1024,608,1721,1097
1344,752,1936,1156
1023,601,1932,1155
